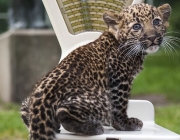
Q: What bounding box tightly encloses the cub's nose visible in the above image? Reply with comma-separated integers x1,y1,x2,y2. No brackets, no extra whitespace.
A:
147,36,156,42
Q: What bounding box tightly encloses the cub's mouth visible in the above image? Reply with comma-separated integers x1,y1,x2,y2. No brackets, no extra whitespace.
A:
145,45,159,54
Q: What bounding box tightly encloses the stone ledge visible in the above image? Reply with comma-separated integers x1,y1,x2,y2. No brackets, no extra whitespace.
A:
0,29,60,102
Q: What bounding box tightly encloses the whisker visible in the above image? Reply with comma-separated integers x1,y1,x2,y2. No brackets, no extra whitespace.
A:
164,46,174,60
164,38,180,49
120,45,133,55
125,44,141,61
165,31,180,35
124,46,136,58
165,39,179,47
124,46,136,57
163,44,171,59
119,40,140,55
164,36,180,43
166,40,179,52
162,40,178,55
161,40,176,60
117,40,139,56
140,43,145,58
132,46,140,63
120,41,137,48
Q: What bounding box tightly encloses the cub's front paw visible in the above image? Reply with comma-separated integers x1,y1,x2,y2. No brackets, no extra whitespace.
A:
112,117,143,131
126,117,143,131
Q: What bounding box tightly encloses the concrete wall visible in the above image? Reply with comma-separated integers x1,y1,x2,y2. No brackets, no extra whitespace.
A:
0,30,60,103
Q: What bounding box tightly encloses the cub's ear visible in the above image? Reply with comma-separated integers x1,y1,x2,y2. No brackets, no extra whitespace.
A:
103,11,123,30
158,3,171,22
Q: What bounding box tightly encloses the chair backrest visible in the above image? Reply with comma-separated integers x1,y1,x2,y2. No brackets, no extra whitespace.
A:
42,0,144,61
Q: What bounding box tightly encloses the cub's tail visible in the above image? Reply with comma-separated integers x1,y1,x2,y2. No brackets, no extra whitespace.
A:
21,97,30,129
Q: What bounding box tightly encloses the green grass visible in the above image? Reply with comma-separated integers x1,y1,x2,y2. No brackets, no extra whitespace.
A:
0,103,28,140
155,104,180,134
132,49,180,102
0,102,180,139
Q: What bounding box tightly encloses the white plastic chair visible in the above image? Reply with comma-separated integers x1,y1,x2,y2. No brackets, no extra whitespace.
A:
42,0,180,139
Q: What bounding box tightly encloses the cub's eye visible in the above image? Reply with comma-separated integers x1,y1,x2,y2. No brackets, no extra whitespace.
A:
132,23,142,30
153,19,161,26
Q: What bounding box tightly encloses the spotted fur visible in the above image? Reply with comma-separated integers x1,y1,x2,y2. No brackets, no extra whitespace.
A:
21,3,171,140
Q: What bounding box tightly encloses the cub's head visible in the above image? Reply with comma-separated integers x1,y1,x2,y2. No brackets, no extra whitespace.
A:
103,3,171,54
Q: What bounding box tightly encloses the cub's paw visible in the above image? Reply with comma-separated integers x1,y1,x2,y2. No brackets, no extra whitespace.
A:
80,121,104,135
112,117,143,131
126,117,143,131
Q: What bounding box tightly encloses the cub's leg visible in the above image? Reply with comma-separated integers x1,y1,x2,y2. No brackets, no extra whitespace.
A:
108,58,143,131
57,109,104,135
110,87,143,131
56,94,107,135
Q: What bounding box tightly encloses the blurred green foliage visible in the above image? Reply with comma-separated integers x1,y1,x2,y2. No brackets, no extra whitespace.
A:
0,0,8,12
132,49,180,102
156,104,180,134
0,0,8,33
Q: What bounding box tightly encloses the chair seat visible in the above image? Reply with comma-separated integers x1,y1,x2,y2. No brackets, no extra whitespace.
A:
55,100,180,140
56,124,180,140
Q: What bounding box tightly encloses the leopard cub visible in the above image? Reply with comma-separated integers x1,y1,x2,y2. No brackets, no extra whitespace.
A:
21,3,171,140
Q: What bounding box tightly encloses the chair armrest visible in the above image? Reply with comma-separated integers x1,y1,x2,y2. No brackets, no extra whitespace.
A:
128,100,154,124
